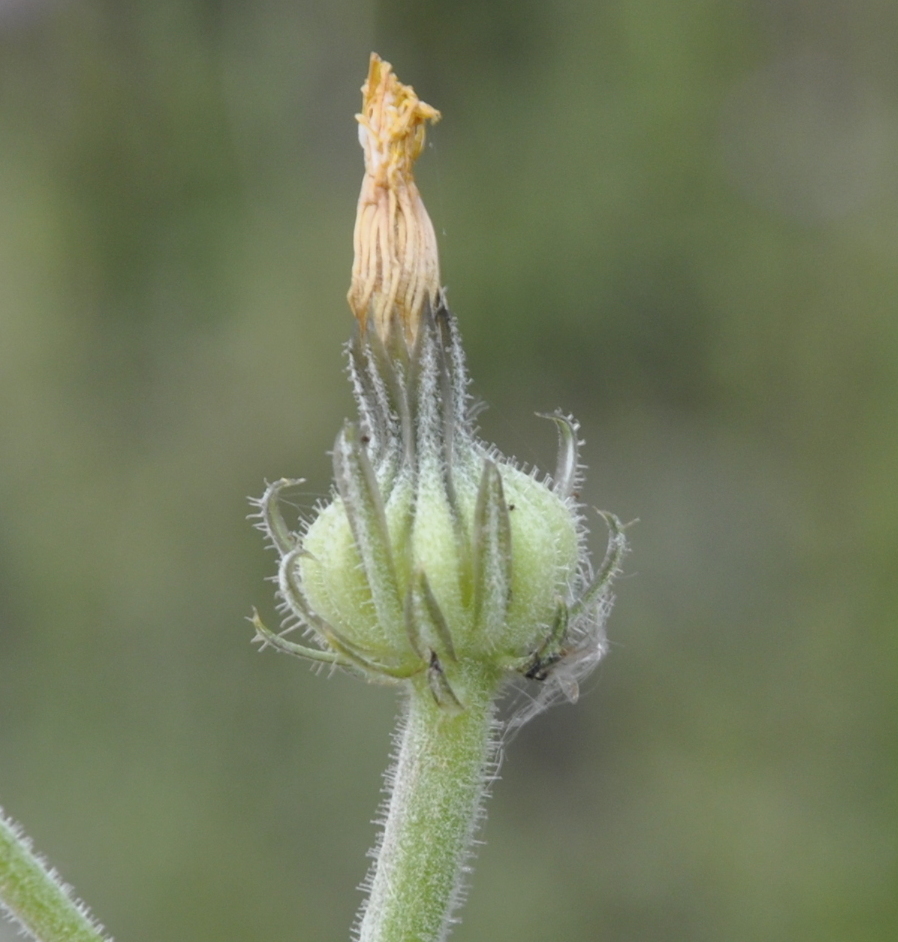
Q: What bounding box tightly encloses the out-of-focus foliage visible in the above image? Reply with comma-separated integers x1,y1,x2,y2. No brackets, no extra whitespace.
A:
1,1,896,940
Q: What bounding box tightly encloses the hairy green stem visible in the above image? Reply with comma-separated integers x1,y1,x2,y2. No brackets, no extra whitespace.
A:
0,808,110,942
357,667,499,942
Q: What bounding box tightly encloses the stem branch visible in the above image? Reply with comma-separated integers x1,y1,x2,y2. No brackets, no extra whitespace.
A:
0,807,110,942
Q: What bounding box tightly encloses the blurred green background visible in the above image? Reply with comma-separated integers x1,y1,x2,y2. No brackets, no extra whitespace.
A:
1,1,896,940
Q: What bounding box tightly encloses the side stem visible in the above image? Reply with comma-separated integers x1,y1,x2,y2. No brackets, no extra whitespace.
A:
0,808,110,942
357,667,499,942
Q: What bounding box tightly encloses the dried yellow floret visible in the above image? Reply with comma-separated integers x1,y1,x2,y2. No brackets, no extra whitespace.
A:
348,53,442,347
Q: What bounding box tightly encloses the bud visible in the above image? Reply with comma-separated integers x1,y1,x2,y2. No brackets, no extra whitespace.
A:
253,55,625,719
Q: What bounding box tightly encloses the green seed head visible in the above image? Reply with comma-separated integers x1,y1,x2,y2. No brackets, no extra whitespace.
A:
253,304,625,715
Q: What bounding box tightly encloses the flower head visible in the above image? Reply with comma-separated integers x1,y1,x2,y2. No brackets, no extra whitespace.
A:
254,54,626,723
348,53,442,349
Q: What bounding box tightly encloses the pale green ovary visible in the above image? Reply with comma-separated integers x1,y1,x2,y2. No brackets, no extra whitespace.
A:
300,499,386,652
499,467,580,655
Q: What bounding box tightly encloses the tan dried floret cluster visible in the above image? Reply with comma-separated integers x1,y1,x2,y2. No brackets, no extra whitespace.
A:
348,53,442,347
